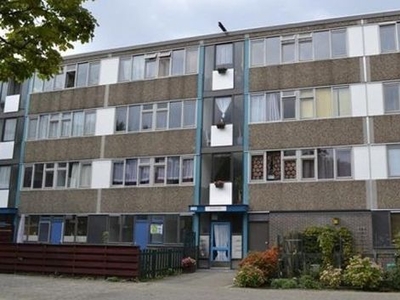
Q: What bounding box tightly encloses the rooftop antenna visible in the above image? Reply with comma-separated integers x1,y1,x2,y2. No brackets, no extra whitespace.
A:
218,22,228,34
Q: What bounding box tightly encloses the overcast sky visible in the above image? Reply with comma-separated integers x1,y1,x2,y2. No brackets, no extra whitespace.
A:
67,0,400,55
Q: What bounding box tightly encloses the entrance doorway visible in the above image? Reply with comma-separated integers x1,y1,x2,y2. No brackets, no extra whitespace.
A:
210,222,230,267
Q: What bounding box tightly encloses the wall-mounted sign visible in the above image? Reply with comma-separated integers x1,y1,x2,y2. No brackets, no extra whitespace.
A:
150,224,163,234
231,235,242,259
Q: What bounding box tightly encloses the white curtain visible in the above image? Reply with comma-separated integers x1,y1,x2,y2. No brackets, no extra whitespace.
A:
216,44,233,65
72,111,84,136
167,157,180,183
250,95,266,122
0,166,11,189
125,159,138,185
113,162,124,185
84,112,96,135
139,166,150,184
216,97,231,120
80,164,91,187
266,92,281,121
182,159,194,182
69,163,79,188
214,224,229,261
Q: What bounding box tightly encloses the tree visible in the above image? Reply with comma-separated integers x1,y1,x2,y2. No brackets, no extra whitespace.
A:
0,0,98,82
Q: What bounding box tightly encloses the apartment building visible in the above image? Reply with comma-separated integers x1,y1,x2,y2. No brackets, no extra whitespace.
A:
17,10,400,268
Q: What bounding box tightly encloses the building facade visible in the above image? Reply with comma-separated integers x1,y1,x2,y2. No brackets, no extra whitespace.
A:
16,11,400,268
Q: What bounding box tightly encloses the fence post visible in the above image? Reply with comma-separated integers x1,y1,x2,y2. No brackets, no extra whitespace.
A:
151,249,156,278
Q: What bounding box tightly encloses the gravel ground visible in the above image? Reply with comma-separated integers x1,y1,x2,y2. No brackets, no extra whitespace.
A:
0,270,399,300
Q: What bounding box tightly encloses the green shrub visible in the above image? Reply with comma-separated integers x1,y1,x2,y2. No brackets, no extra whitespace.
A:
270,278,298,289
319,264,342,289
298,274,321,289
233,265,265,288
343,255,383,290
384,265,400,291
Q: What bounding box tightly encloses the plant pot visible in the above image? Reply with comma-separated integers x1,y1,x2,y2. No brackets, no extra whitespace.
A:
214,181,224,188
216,122,225,129
182,265,196,273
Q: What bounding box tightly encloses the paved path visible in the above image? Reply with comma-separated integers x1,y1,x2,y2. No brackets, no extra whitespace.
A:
0,270,399,300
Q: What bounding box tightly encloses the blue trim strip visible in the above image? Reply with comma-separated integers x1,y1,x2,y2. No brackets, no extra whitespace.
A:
194,44,205,206
243,38,250,206
0,208,18,214
189,204,248,213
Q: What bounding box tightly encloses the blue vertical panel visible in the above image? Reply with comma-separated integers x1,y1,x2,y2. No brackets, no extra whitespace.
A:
242,37,250,257
134,220,149,249
50,219,63,244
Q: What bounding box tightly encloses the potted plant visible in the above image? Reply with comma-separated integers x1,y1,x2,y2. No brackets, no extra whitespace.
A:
214,180,224,188
181,256,196,273
216,119,225,129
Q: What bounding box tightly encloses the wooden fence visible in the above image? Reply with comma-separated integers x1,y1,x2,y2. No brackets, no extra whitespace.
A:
0,243,140,278
139,248,185,279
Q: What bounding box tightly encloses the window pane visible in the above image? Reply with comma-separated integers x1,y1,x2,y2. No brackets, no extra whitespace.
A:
32,74,44,93
216,44,233,66
251,155,264,180
185,47,198,74
64,65,76,88
80,164,91,187
3,118,17,141
182,158,194,183
314,31,330,60
282,40,295,63
23,166,33,188
132,55,145,80
267,151,281,181
43,78,54,92
77,216,87,242
388,146,400,177
33,164,44,188
0,166,11,189
54,71,65,90
119,57,132,82
109,216,120,243
266,37,280,65
125,159,137,185
183,100,196,127
172,50,185,75
139,165,150,184
302,159,315,179
380,24,397,53
250,94,265,123
76,63,89,87
251,40,264,66
336,148,351,177
142,110,153,130
88,62,100,86
299,38,312,61
318,148,334,179
84,111,96,135
28,118,38,140
284,159,296,179
282,97,296,119
169,101,182,128
333,87,351,116
331,29,347,58
316,88,332,118
44,164,54,188
154,165,165,184
145,59,156,79
167,157,180,184
61,113,71,137
300,90,314,119
116,107,127,131
56,164,67,188
38,115,49,139
48,114,59,138
384,84,400,112
68,162,79,188
128,105,140,132
112,161,124,185
38,222,50,242
158,57,170,77
72,111,84,136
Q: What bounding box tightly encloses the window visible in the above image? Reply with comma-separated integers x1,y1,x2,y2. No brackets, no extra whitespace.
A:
158,51,171,77
128,105,140,132
171,50,184,75
44,163,54,188
185,47,198,74
169,101,182,129
61,113,72,137
156,103,168,130
80,163,92,187
383,83,400,112
65,65,77,88
250,93,281,123
111,156,194,187
63,215,87,243
145,53,157,79
250,148,352,182
76,63,89,87
0,166,11,189
314,31,330,60
266,37,280,65
54,70,65,90
388,145,400,177
316,88,332,118
116,106,127,131
331,29,347,58
333,87,351,116
251,40,264,66
38,115,49,139
216,44,233,67
183,100,196,127
132,55,145,80
380,24,397,53
48,114,60,138
84,111,96,135
28,117,38,140
2,118,17,141
33,163,44,188
119,57,132,82
68,162,80,188
72,111,84,136
88,62,100,86
23,165,33,188
56,162,67,188
282,91,296,119
298,33,312,61
300,89,314,119
141,104,153,130
281,36,295,63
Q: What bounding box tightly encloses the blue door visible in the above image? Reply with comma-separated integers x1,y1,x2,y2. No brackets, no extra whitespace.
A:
211,222,230,263
134,220,149,249
50,218,63,244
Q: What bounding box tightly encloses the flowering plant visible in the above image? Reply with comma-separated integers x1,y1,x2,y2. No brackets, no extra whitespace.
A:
181,257,196,268
214,180,224,188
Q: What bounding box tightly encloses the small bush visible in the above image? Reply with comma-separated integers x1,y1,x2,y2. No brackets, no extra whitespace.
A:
270,278,298,289
233,265,265,288
319,264,342,289
343,255,383,290
384,265,400,291
239,247,279,281
298,274,322,289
